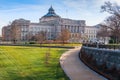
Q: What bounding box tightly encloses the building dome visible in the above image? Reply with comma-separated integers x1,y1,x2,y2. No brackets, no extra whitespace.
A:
43,6,60,17
40,6,60,22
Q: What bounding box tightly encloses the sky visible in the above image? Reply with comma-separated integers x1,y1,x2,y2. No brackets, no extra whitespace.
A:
0,0,120,35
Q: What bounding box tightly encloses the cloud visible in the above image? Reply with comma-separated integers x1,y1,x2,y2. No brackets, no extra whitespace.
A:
62,0,111,26
95,0,120,6
0,4,50,32
63,0,120,10
0,3,64,27
0,4,48,12
63,0,88,10
0,0,120,35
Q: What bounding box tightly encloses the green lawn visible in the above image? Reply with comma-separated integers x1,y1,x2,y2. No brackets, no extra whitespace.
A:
0,46,69,80
30,43,82,47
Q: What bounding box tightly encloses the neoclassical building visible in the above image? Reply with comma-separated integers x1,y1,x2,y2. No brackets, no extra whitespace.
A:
84,26,98,42
2,6,86,42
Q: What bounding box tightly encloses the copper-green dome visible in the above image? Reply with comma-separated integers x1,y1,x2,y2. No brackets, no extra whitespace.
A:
43,6,60,17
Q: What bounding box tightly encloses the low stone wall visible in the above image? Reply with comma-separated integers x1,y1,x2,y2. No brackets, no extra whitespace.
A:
80,46,120,70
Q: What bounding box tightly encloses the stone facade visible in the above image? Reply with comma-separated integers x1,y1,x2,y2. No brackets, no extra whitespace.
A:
2,6,96,43
11,19,30,41
2,25,12,41
83,26,98,42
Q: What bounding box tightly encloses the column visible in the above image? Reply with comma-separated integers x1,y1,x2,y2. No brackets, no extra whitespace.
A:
75,26,77,33
70,26,72,33
71,26,73,33
77,26,79,33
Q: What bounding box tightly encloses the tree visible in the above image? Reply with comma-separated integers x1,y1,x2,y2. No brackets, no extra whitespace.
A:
100,1,120,43
11,23,20,44
97,25,110,43
36,31,47,45
58,28,70,45
101,1,120,18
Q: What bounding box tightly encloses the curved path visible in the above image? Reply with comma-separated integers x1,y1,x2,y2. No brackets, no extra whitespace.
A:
60,47,108,80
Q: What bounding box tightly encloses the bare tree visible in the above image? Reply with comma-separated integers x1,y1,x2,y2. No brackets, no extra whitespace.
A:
58,28,70,45
26,32,38,42
97,26,110,43
76,33,82,43
36,31,47,45
11,24,20,44
100,1,120,43
101,1,120,18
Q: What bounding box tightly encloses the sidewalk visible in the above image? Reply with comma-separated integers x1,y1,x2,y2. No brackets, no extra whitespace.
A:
60,47,108,80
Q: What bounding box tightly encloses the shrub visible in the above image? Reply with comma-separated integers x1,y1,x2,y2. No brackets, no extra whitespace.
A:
29,41,36,44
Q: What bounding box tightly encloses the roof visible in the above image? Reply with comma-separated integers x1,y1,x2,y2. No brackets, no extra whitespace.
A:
43,6,60,17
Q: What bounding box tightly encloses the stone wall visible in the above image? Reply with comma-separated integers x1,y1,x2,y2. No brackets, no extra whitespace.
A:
81,46,120,70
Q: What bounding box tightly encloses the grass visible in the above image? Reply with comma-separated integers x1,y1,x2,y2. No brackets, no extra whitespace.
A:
29,43,82,47
0,46,69,80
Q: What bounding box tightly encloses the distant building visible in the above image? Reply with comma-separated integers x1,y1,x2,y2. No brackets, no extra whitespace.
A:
2,25,12,41
95,24,110,44
4,6,110,44
84,26,98,42
2,6,86,43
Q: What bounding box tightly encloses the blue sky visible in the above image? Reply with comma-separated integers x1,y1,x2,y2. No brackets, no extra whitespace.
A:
0,0,120,35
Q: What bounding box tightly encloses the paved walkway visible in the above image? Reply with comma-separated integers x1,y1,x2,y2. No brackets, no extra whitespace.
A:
60,47,108,80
